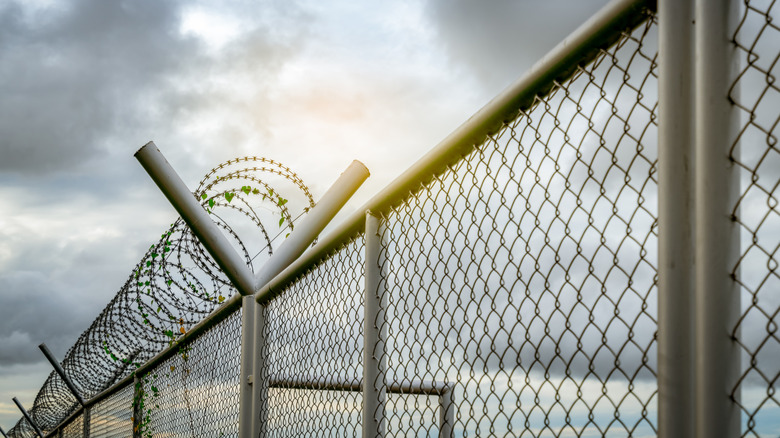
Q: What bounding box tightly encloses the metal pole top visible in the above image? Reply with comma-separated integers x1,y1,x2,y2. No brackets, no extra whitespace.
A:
12,397,44,438
38,343,86,407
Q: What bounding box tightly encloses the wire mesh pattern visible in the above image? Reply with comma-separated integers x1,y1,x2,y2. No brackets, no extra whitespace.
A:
730,1,780,436
261,237,366,437
61,413,82,438
375,13,658,437
137,308,242,438
89,383,133,438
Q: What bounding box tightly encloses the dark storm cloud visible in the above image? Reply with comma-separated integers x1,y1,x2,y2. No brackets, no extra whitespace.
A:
0,271,95,365
0,0,308,175
0,0,197,173
424,0,611,91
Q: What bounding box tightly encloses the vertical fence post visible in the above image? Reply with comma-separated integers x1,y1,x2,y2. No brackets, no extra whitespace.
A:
363,211,386,438
239,296,256,438
132,374,142,438
657,0,696,436
253,304,268,438
83,405,90,438
438,387,453,438
12,398,43,438
694,0,741,436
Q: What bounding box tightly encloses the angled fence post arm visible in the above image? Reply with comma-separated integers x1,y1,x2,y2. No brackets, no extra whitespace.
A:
12,398,43,438
38,344,86,407
0,425,8,437
134,142,257,296
135,143,369,438
251,160,370,290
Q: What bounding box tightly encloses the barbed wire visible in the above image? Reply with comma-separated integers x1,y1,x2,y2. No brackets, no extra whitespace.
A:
5,156,313,437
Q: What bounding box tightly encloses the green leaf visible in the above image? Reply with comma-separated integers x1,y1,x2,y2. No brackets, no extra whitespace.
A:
201,193,207,200
225,192,235,203
208,198,215,208
242,186,251,195
277,198,288,207
252,188,260,195
278,217,284,227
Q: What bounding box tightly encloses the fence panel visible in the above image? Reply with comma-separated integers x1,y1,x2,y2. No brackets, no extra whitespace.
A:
262,237,366,437
376,12,658,437
730,1,780,436
136,308,242,438
89,383,133,438
61,413,82,438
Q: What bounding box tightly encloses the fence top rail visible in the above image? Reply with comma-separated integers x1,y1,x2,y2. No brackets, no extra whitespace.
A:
255,0,655,305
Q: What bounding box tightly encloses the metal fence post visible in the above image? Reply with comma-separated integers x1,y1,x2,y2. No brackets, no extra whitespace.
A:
253,304,268,438
12,398,43,438
239,296,256,438
132,374,142,438
38,344,86,407
657,0,695,436
0,425,8,437
83,405,90,438
438,387,454,438
363,211,386,438
694,0,741,436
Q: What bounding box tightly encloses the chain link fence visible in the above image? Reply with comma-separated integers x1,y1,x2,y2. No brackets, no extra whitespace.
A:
137,309,242,438
5,0,780,437
374,13,658,437
262,236,365,437
730,0,780,436
88,384,133,438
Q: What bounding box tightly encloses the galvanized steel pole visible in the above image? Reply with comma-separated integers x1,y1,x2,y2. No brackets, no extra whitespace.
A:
38,344,86,407
82,406,90,438
238,296,255,438
695,0,741,436
12,398,43,438
363,212,386,438
658,0,695,436
252,304,268,438
132,374,142,438
0,425,8,437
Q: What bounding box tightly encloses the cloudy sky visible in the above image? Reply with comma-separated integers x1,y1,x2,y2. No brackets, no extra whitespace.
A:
0,0,613,429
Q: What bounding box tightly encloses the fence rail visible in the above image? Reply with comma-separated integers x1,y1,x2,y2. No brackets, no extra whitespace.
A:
4,0,779,437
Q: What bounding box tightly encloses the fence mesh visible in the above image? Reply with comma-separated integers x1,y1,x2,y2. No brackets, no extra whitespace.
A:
730,1,780,436
89,383,133,438
137,308,242,438
61,413,82,438
262,236,366,437
376,11,658,437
